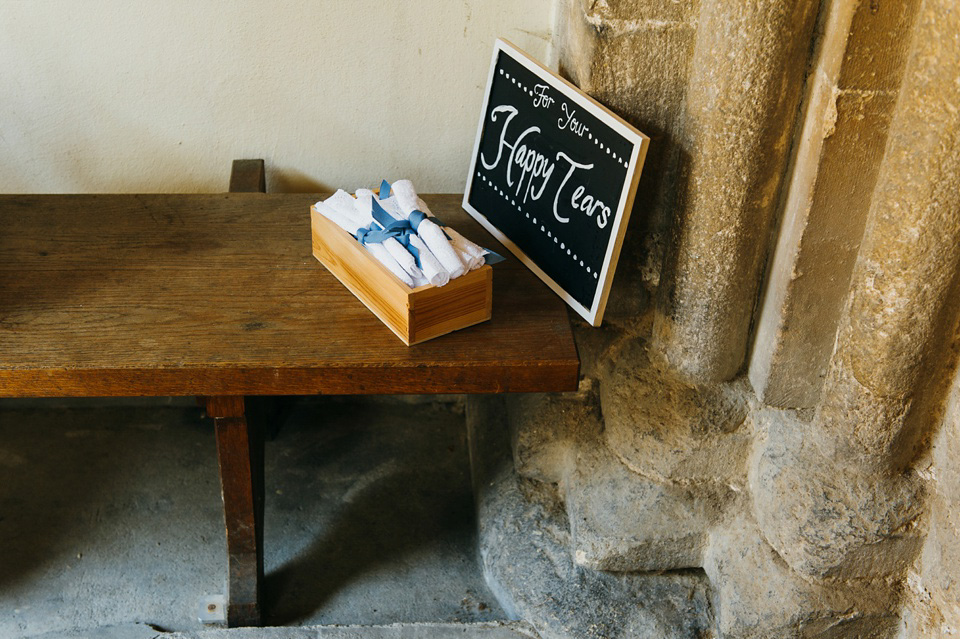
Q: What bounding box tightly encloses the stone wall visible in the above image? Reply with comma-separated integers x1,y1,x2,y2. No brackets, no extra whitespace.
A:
469,0,960,637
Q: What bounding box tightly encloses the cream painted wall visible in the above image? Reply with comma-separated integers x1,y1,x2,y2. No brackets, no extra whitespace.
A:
0,1,555,193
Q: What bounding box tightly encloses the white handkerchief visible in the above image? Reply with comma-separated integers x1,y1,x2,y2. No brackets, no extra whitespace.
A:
382,238,423,280
409,234,450,287
387,182,466,278
316,194,415,287
418,219,466,278
360,189,455,285
390,180,421,214
365,242,415,287
341,190,421,280
314,200,357,235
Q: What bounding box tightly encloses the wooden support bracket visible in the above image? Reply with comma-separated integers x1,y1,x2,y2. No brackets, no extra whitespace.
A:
229,159,267,193
203,159,267,626
207,395,264,627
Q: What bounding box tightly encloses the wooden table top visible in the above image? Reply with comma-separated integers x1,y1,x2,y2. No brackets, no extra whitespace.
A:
0,193,579,397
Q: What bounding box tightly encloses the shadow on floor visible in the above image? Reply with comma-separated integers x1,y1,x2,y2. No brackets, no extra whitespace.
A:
263,398,501,625
0,403,224,637
0,397,503,637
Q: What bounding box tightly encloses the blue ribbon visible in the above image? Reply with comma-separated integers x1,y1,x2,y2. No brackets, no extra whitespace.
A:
377,179,445,234
393,231,422,266
407,209,429,231
371,179,504,268
370,197,404,230
407,209,454,241
483,250,507,265
375,179,445,234
354,221,394,246
365,199,423,267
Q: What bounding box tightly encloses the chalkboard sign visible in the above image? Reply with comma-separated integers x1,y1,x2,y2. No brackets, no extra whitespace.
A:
463,39,649,326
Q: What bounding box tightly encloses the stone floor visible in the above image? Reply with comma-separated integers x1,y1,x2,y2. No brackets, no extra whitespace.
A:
0,397,509,638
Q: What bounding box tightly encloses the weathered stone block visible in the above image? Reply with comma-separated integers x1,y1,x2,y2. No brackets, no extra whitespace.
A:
843,0,960,400
564,442,728,571
814,345,914,460
750,407,925,580
653,0,821,384
749,74,898,408
836,0,920,91
705,515,901,639
560,0,697,119
590,24,697,244
507,378,602,485
478,460,715,639
935,380,960,504
601,337,751,485
556,0,699,268
902,373,960,638
906,501,960,638
579,0,699,24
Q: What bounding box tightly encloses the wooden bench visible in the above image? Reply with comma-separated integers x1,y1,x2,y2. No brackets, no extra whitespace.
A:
0,161,579,626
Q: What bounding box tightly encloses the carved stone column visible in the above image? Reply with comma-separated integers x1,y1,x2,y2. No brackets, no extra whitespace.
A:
748,0,921,407
469,0,960,637
653,0,820,383
752,0,960,581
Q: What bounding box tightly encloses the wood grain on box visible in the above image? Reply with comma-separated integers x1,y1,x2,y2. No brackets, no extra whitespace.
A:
311,206,493,345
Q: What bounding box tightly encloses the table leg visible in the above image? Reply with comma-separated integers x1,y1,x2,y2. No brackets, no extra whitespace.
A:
202,159,267,626
206,396,264,627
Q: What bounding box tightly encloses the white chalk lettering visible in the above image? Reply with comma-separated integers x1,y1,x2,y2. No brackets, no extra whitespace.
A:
480,105,519,173
532,84,554,109
553,152,594,224
558,103,589,137
510,126,555,202
481,103,611,229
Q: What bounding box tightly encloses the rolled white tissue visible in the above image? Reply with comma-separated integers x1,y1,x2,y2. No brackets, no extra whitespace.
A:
381,236,422,280
417,219,466,278
408,234,450,287
386,182,466,278
338,191,421,280
413,196,486,270
325,189,362,220
395,181,485,270
360,191,455,286
365,242,415,286
314,198,415,287
390,180,420,214
314,200,357,235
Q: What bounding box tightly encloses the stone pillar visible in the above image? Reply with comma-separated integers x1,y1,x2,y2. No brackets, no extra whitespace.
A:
471,0,960,637
903,369,960,637
652,0,820,383
752,0,960,579
748,0,920,408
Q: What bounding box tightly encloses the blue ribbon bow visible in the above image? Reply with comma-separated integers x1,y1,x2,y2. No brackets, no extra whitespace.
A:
372,179,505,267
354,221,392,246
379,179,446,235
364,199,423,267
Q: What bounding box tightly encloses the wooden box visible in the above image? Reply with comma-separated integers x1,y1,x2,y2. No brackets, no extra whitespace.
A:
311,206,493,345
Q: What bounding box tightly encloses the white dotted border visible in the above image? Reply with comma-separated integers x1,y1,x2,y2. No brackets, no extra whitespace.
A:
500,67,629,169
477,171,599,280
588,131,629,168
499,67,536,100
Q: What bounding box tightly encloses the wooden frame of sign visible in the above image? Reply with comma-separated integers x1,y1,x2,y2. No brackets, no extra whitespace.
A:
462,39,649,326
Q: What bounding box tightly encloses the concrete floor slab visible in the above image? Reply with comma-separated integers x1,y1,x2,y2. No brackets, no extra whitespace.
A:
0,398,505,638
167,621,538,638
